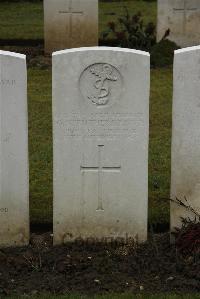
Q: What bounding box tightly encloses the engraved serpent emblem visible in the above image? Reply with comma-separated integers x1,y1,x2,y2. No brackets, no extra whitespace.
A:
89,64,118,106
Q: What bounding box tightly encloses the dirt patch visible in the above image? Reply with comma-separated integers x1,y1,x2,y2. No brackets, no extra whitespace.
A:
0,233,199,296
0,45,51,68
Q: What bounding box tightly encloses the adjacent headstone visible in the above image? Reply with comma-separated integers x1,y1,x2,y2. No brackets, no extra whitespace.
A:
53,47,150,245
171,46,200,231
44,0,98,54
157,0,200,48
0,51,29,247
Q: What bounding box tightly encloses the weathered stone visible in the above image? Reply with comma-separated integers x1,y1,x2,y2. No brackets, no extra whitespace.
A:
53,47,150,245
157,0,200,47
44,0,98,54
171,46,200,231
0,51,29,247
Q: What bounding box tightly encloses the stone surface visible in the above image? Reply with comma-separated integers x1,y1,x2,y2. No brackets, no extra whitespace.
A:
0,51,29,247
157,0,200,47
44,0,98,54
171,46,200,231
53,47,150,245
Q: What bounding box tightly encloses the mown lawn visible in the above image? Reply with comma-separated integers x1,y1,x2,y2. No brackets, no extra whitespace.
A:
2,294,200,299
0,2,43,40
0,0,157,40
28,67,52,224
28,66,172,227
149,67,172,227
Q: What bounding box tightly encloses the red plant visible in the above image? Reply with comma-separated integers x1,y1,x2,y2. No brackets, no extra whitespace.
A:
108,21,116,31
175,221,200,255
115,31,126,40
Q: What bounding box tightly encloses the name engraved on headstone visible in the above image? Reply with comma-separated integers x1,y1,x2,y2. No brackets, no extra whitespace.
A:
80,63,123,107
0,79,16,86
0,208,8,213
56,112,144,139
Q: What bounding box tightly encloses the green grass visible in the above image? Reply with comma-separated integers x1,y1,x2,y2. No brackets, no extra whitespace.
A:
28,67,52,224
28,66,172,227
0,1,157,40
149,67,172,227
0,2,43,40
2,294,200,299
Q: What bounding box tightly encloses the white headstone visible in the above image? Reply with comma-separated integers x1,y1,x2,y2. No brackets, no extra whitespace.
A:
171,46,200,231
0,51,29,247
53,47,150,245
157,0,200,48
44,0,98,54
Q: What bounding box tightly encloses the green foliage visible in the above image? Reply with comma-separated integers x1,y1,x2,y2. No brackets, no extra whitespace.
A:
141,0,156,2
103,8,156,51
0,1,157,41
28,68,52,224
151,39,179,68
149,67,172,227
100,0,157,35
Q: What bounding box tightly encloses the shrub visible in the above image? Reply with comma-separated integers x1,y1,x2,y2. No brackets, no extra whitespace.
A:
171,197,200,256
150,39,179,68
174,219,200,255
102,8,156,51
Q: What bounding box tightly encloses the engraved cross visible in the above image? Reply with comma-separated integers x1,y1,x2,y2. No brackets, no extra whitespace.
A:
59,0,84,38
80,145,121,211
173,0,198,34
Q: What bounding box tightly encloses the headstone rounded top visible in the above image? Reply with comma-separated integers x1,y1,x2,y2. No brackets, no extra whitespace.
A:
0,50,26,59
52,46,150,57
175,45,200,55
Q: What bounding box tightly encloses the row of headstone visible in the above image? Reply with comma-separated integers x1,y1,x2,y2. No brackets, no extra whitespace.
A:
0,46,199,247
44,0,200,54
